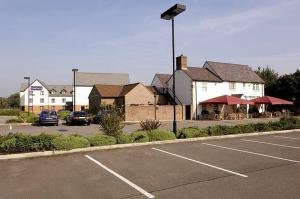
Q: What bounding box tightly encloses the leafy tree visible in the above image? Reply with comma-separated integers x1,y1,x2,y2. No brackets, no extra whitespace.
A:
255,66,279,95
7,93,20,108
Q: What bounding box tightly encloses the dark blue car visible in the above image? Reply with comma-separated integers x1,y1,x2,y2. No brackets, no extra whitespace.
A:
39,110,58,126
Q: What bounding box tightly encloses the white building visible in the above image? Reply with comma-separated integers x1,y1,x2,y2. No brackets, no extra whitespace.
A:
73,72,130,111
154,55,265,119
20,79,73,113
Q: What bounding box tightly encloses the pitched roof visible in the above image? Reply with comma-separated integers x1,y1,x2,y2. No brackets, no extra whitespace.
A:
183,67,222,82
94,85,124,97
155,74,171,88
48,85,73,97
119,83,139,96
205,61,264,83
75,72,129,86
146,86,159,95
20,79,49,92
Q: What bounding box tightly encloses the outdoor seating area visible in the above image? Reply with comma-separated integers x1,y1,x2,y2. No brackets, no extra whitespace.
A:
200,95,294,121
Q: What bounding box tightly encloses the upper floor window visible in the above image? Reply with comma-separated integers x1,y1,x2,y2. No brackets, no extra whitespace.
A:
40,91,44,95
243,83,246,88
50,90,56,94
40,98,44,103
62,98,66,103
201,83,207,91
61,89,66,94
29,98,33,103
29,91,33,96
229,83,236,90
51,98,55,103
253,84,259,91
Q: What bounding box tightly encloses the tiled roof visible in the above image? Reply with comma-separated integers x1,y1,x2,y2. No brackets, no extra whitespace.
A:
205,61,264,83
183,67,222,82
94,85,124,97
155,74,171,88
119,83,139,96
48,85,73,97
75,72,129,86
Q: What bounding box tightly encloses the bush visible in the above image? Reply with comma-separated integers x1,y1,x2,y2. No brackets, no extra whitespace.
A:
58,110,70,120
178,127,208,139
148,129,176,141
5,118,24,124
116,133,133,144
208,125,232,136
52,135,90,150
101,106,124,137
19,112,39,123
253,123,273,132
278,117,300,130
130,131,149,143
238,124,255,134
87,135,117,146
140,120,161,131
0,109,20,116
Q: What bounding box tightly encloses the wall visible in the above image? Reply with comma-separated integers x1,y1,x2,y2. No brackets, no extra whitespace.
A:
151,75,163,88
124,105,185,122
125,84,155,105
167,70,192,105
75,86,93,107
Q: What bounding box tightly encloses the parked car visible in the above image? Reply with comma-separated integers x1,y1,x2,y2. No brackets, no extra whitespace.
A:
92,109,109,124
39,110,58,126
66,111,91,126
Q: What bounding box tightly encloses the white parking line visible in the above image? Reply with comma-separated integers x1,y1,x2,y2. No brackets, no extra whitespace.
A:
42,126,47,129
241,139,300,149
152,148,248,178
9,125,12,130
274,136,300,141
85,155,155,199
203,143,300,163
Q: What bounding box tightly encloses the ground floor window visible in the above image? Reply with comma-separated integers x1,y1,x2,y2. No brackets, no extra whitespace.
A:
29,106,33,112
51,106,55,110
40,106,44,111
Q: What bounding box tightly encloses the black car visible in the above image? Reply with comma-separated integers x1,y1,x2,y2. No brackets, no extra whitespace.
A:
39,110,58,126
66,111,91,126
92,109,109,124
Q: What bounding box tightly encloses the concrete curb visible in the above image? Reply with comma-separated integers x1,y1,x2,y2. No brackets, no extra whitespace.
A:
0,129,299,160
0,123,32,126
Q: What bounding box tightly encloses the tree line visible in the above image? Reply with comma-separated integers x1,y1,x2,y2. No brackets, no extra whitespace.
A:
0,93,20,109
255,67,300,112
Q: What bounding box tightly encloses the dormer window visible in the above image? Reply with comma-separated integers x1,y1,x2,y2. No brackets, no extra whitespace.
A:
61,89,66,94
50,89,56,94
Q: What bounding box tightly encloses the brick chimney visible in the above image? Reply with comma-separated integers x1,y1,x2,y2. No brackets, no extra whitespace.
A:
176,55,187,70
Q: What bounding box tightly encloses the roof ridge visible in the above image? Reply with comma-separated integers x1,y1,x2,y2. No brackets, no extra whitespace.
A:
206,60,248,67
77,71,129,75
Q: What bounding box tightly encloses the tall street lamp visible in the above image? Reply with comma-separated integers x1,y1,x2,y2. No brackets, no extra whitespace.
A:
72,68,79,112
24,77,30,116
161,4,186,133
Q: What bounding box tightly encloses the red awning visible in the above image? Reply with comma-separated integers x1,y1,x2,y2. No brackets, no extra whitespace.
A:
200,95,254,105
250,96,293,105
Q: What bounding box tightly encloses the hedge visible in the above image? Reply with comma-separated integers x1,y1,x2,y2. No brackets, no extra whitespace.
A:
5,118,24,124
148,129,176,141
0,117,300,154
0,109,20,116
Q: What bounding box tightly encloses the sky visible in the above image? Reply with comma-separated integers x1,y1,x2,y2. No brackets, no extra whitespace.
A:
0,0,300,97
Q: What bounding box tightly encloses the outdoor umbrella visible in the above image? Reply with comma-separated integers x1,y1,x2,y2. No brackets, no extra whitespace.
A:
250,96,293,105
200,95,254,105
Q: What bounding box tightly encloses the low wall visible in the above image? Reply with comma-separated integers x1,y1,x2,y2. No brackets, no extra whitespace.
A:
124,105,185,122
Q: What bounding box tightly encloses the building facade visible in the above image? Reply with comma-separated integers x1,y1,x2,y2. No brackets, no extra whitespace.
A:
20,79,73,113
166,55,265,119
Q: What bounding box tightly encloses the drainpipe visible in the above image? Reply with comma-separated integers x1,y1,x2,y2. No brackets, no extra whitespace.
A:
195,82,198,119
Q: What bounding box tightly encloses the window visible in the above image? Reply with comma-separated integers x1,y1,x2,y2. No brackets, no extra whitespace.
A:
243,83,246,88
40,98,44,103
51,98,55,103
29,98,33,103
202,104,208,111
29,106,33,112
40,106,44,111
201,83,207,91
51,90,56,94
229,83,236,90
61,89,66,94
40,91,44,95
29,91,33,96
62,98,66,103
51,106,55,110
253,84,259,91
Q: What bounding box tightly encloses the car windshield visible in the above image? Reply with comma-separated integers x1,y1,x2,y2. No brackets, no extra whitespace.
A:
50,111,57,116
41,110,50,115
73,112,87,116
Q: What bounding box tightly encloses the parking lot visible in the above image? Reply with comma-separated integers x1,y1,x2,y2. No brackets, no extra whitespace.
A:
0,131,299,199
0,118,279,135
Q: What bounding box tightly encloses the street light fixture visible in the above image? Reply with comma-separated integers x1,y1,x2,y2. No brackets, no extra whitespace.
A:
72,68,79,112
161,4,186,134
24,77,30,116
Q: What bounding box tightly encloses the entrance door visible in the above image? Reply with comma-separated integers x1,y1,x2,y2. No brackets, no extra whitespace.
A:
185,105,191,120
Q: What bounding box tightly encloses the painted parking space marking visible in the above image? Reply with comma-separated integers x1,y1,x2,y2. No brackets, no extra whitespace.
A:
203,143,300,163
152,148,248,178
85,155,155,199
241,139,300,149
9,125,12,130
274,135,300,141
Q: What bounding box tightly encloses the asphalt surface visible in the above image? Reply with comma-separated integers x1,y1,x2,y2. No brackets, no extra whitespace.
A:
0,131,299,199
0,118,280,135
0,116,17,124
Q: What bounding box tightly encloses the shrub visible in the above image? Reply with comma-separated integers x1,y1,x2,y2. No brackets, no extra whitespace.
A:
208,125,232,136
140,120,161,131
130,131,149,143
19,112,39,124
148,129,176,141
52,135,90,150
58,110,70,120
116,133,133,144
253,123,273,132
0,137,16,152
178,127,208,139
87,135,117,146
0,109,20,116
5,118,23,124
31,133,58,151
101,106,124,137
278,117,300,130
238,124,255,134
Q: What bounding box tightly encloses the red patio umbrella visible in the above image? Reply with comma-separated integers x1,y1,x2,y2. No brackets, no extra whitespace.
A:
200,95,254,105
250,96,293,105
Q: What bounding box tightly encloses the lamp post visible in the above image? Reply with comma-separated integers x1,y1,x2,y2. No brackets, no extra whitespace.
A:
72,68,79,112
24,77,30,116
161,4,186,134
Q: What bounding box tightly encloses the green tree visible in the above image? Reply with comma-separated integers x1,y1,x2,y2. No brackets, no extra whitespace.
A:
7,93,20,108
255,66,279,95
